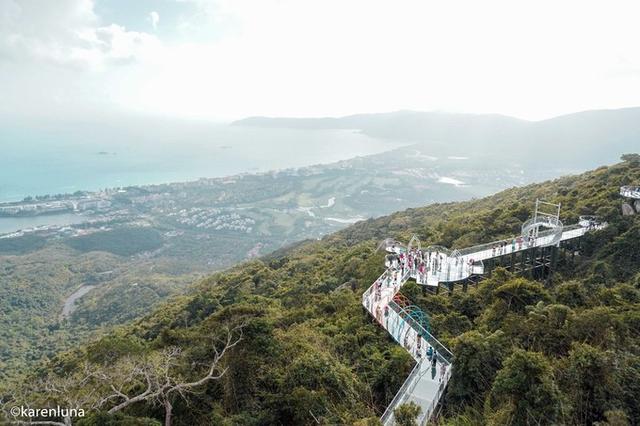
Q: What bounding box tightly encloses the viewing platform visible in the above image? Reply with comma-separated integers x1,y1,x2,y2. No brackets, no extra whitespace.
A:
620,185,640,199
386,202,606,287
362,200,606,424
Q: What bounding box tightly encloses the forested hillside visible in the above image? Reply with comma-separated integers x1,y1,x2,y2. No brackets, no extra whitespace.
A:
3,155,640,426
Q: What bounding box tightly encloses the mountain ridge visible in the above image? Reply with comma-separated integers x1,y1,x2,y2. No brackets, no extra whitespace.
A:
233,108,640,169
232,106,640,127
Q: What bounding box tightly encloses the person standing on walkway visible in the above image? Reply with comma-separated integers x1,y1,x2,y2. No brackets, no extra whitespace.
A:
431,354,437,380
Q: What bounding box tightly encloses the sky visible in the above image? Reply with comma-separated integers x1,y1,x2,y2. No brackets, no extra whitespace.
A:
1,0,639,121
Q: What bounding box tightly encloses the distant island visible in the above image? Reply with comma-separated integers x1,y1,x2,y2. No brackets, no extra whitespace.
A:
233,107,640,168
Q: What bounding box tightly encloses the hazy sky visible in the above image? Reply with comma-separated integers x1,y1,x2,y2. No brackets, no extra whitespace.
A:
1,0,639,121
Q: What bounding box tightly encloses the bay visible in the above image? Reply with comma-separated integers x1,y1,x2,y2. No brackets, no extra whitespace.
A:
0,213,86,235
0,122,402,234
0,124,400,202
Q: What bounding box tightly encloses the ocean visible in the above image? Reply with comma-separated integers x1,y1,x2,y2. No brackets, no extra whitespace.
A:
0,122,401,234
0,213,86,235
0,124,399,202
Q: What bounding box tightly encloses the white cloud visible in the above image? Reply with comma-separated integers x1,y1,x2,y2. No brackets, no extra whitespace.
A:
150,11,160,30
0,0,160,70
125,0,640,120
1,0,640,120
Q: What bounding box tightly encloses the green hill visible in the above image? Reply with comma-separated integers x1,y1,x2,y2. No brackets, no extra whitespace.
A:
4,155,640,426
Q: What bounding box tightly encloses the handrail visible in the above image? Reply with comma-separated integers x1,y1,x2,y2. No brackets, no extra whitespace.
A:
395,219,601,265
380,360,423,423
455,235,523,257
620,185,640,199
362,270,389,307
372,214,605,424
562,223,583,231
364,252,453,425
454,223,582,257
420,367,452,425
389,300,454,364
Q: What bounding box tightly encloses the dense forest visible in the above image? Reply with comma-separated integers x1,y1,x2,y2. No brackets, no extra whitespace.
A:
2,155,640,426
65,228,165,257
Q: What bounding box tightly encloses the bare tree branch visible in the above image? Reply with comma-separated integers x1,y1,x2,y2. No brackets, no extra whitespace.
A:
101,326,243,426
5,326,243,426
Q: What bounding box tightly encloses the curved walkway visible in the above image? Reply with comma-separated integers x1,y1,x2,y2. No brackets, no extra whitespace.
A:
363,218,606,424
396,222,605,287
362,257,453,425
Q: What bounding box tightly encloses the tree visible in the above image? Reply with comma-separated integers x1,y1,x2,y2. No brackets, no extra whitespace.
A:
620,153,640,165
568,307,622,349
492,279,550,314
520,303,572,355
1,362,98,426
77,412,161,425
394,402,421,426
554,281,588,308
4,328,242,426
97,328,242,426
448,330,508,405
353,417,382,426
480,278,551,331
489,349,561,425
595,410,630,426
561,343,616,425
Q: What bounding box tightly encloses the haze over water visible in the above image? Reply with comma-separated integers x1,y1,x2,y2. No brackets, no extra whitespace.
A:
0,124,400,203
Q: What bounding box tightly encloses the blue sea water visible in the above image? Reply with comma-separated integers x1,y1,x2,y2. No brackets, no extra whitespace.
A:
0,122,399,203
0,213,87,235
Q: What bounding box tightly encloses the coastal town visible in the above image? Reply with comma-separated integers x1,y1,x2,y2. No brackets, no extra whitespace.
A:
0,145,536,271
0,195,112,216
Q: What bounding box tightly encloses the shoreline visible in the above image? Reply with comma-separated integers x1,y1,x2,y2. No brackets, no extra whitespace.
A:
0,144,411,236
0,143,410,207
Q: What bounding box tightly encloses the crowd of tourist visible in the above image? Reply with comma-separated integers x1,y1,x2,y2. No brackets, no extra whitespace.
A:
362,218,605,417
385,245,476,284
363,228,563,384
382,230,552,286
363,245,450,384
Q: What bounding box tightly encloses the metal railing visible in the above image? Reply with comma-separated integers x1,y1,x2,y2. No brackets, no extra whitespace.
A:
372,214,606,424
388,218,602,268
521,215,563,246
620,186,640,199
420,367,452,425
380,360,424,424
362,270,389,313
363,253,453,426
454,223,580,258
389,300,454,365
402,220,598,286
455,236,522,257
